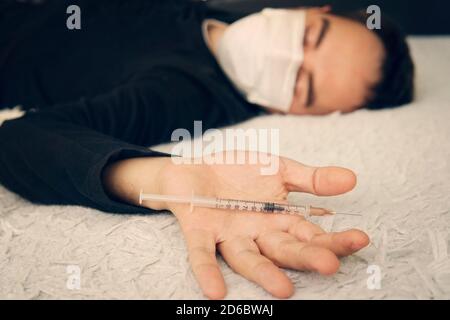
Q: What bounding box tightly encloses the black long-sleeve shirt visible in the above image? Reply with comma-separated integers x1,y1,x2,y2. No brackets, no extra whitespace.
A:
0,0,261,214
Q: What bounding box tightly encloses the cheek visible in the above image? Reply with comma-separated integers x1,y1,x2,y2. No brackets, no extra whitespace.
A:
341,105,362,114
288,104,327,116
287,101,307,115
322,102,359,115
288,76,305,113
308,107,334,116
288,98,303,114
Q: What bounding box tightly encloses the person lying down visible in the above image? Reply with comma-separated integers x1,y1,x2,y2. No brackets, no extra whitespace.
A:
0,0,414,299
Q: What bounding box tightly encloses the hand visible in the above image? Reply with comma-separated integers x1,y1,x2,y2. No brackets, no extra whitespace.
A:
151,151,369,299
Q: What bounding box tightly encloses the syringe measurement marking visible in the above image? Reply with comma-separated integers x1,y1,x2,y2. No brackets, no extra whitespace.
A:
215,199,303,214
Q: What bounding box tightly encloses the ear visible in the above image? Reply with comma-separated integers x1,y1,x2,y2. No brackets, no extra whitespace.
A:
319,5,332,13
299,6,332,15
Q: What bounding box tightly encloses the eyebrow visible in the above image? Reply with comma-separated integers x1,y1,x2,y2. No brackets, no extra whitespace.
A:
315,17,330,49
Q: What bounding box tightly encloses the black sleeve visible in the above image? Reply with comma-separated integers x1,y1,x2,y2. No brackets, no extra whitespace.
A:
0,69,215,214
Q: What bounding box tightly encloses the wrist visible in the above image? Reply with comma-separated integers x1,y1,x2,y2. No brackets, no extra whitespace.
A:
102,156,174,210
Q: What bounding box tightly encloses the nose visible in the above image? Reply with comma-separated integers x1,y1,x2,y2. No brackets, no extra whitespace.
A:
302,46,315,74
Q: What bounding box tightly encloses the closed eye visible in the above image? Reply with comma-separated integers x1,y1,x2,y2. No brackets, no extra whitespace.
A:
315,18,330,49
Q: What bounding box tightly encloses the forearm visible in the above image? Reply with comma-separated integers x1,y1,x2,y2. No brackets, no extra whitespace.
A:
0,114,170,213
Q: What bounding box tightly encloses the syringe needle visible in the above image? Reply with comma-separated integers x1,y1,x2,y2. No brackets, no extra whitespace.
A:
330,211,362,216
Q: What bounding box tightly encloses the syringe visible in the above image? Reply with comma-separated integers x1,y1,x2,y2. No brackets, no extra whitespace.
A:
139,190,361,218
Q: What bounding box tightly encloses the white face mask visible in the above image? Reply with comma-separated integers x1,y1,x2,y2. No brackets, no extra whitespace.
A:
216,8,306,112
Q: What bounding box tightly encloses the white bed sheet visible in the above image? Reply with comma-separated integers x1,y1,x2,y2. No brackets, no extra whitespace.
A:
0,37,449,299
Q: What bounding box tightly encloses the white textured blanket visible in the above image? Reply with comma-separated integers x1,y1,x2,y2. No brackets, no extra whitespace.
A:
0,37,449,299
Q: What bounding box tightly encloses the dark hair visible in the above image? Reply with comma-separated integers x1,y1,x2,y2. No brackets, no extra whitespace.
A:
339,10,415,110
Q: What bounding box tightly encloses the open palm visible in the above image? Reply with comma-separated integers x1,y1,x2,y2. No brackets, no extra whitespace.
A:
155,151,369,299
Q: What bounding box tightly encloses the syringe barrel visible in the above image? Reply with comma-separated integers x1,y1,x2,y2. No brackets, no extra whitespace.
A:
191,196,217,208
139,193,189,204
139,190,217,209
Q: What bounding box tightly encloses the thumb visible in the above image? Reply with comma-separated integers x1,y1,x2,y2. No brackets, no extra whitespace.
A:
281,158,357,196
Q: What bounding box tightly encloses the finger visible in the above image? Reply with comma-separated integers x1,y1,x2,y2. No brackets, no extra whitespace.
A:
257,213,324,241
309,229,370,257
281,158,357,196
218,208,320,239
256,232,340,275
184,229,226,299
218,237,294,298
288,218,325,242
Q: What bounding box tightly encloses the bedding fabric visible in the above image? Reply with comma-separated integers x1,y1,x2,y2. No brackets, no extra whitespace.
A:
0,37,449,299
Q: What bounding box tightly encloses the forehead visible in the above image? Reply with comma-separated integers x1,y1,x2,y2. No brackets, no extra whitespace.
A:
313,14,385,111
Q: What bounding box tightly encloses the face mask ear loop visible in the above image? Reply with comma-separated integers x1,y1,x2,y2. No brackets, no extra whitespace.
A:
286,11,307,107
